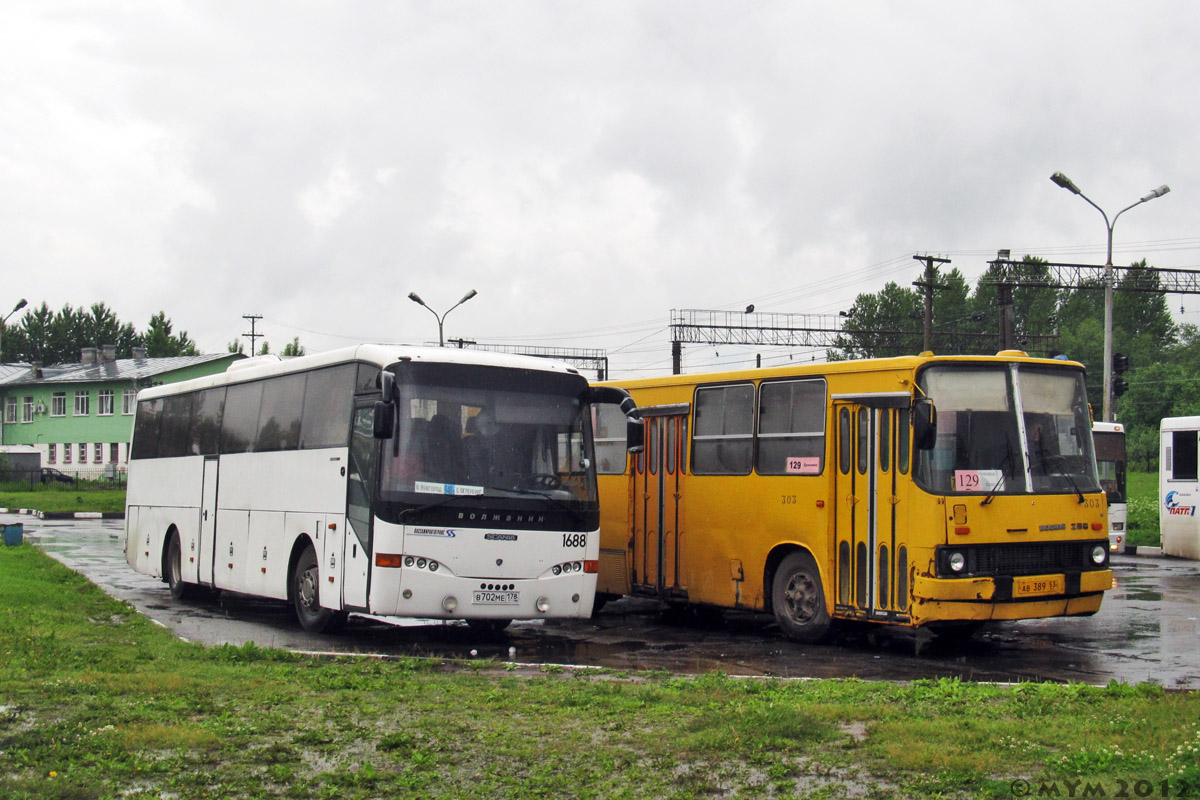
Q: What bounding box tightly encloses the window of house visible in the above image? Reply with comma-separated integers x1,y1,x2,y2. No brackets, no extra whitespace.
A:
4,398,15,424
98,389,114,416
122,389,136,415
51,392,66,417
94,443,103,463
79,443,88,463
64,444,72,464
48,443,56,464
74,391,89,416
110,443,119,463
22,396,33,423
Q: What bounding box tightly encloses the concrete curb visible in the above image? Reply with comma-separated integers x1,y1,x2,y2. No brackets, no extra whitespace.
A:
0,508,125,520
1126,545,1163,556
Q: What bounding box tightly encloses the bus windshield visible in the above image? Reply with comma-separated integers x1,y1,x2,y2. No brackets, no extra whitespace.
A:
1093,430,1127,504
914,364,1100,497
377,362,598,517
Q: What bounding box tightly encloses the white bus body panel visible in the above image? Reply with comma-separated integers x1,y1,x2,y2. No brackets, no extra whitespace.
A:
126,457,207,580
1160,417,1200,560
367,520,598,619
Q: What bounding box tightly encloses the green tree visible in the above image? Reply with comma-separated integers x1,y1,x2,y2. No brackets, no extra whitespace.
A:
227,339,245,355
142,311,198,357
281,337,305,357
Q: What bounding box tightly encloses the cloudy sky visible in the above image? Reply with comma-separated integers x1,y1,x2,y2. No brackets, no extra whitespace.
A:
3,2,1197,377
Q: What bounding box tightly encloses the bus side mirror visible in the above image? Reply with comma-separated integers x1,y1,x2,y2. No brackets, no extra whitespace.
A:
626,418,645,454
373,401,395,439
589,385,644,453
377,371,397,402
913,398,936,450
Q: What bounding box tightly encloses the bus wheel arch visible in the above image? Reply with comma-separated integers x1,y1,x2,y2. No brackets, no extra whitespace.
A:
766,546,838,644
160,526,192,601
288,536,346,634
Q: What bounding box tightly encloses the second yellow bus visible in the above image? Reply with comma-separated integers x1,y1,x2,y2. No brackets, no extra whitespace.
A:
593,351,1113,642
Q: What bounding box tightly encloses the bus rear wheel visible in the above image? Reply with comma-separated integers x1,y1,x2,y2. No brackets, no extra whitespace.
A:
292,544,345,633
165,531,192,601
771,551,837,644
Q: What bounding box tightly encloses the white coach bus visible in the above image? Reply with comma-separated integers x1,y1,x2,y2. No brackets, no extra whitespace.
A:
125,344,642,633
1161,416,1200,560
1092,422,1128,553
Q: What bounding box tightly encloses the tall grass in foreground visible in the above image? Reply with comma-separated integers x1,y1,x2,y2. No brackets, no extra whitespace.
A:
0,544,1197,799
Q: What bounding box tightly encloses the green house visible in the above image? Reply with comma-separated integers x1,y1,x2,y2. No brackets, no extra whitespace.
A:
0,347,243,476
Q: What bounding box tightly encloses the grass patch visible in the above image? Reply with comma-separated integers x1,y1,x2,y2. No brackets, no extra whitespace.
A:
1127,470,1160,548
0,486,126,514
0,544,1196,799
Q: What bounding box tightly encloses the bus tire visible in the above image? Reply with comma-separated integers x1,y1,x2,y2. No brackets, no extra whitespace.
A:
292,544,336,633
771,551,837,644
165,531,192,601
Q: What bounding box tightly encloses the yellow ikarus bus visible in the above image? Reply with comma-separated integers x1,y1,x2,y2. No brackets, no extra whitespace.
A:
592,351,1113,642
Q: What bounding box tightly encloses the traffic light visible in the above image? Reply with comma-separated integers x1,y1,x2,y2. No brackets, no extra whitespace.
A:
1112,353,1130,374
1112,375,1129,397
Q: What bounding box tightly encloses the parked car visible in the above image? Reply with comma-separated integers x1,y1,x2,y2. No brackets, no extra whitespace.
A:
40,468,74,485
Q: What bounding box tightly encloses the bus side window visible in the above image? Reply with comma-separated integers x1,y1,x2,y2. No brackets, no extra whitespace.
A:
756,379,825,475
593,403,630,475
131,397,164,460
897,408,910,475
1173,431,1198,480
838,408,851,475
692,384,754,475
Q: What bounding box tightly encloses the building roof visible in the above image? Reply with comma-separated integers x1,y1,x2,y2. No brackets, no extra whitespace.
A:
0,364,32,385
0,354,239,386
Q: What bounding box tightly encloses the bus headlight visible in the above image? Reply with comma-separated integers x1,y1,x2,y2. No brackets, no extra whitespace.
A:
536,596,551,613
947,551,966,573
1091,545,1107,565
442,595,458,612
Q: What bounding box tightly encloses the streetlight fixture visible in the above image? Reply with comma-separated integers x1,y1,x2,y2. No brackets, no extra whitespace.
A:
0,298,28,363
1050,171,1171,422
408,289,478,347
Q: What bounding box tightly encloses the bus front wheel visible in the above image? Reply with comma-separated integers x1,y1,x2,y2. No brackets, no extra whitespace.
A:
292,544,345,633
771,551,837,644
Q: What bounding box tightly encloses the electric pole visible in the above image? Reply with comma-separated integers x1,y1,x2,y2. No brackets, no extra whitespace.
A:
242,314,263,355
912,254,951,352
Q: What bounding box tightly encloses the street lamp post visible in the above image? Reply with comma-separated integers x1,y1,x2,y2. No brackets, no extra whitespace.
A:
407,289,478,347
0,298,28,364
1050,172,1170,422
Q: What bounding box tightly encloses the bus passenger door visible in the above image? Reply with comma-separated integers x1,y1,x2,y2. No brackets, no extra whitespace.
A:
198,456,218,586
342,404,378,611
631,406,689,599
834,401,910,622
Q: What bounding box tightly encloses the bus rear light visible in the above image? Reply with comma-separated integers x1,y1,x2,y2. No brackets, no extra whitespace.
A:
375,553,403,568
816,500,825,508
1092,523,1104,531
583,560,598,573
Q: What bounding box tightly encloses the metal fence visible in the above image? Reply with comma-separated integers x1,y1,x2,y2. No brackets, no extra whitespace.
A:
0,466,128,490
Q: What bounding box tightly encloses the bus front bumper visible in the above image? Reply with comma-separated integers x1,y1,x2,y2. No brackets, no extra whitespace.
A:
910,569,1113,622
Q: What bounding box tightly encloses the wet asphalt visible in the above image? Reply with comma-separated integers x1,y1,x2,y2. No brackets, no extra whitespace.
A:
7,513,1199,687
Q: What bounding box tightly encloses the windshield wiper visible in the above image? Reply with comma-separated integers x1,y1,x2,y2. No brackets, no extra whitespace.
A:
1032,453,1086,504
981,448,1014,507
500,486,588,521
